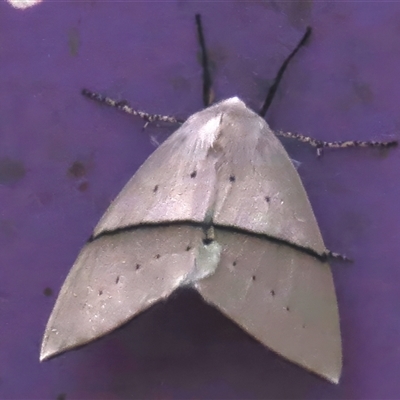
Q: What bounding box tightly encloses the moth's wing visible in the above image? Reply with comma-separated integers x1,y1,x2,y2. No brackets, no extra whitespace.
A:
195,229,342,384
92,109,225,236
92,97,327,257
40,225,204,361
211,98,327,255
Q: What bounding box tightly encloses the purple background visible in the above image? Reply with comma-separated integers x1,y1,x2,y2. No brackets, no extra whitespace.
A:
1,2,400,399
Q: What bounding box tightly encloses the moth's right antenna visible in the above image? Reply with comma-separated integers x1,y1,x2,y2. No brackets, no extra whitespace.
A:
259,27,312,118
195,14,214,108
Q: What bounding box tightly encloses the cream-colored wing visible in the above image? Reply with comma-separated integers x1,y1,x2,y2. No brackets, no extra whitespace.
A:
195,229,342,384
40,225,205,361
93,98,326,258
209,98,327,255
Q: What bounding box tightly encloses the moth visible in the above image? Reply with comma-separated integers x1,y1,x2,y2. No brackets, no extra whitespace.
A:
40,15,396,385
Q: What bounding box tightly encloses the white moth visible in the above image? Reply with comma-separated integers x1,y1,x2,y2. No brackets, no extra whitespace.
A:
41,97,341,384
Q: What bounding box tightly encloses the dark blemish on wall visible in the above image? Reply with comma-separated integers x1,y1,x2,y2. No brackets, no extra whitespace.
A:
68,161,86,179
43,287,53,297
353,80,373,104
0,158,26,185
78,181,89,192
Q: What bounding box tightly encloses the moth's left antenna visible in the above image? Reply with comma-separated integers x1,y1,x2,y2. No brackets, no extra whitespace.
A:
195,14,214,108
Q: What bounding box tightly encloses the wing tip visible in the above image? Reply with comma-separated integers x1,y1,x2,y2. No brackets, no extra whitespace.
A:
40,325,74,362
331,375,340,385
304,353,342,385
323,370,341,385
39,339,56,362
39,350,50,362
40,332,83,362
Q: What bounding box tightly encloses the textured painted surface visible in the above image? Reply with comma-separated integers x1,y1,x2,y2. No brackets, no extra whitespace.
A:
1,2,399,399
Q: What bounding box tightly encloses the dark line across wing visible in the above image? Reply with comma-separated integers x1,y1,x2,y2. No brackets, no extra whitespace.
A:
89,220,334,263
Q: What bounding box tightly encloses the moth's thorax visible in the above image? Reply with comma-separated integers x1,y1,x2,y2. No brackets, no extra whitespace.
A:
178,97,268,162
195,114,223,150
